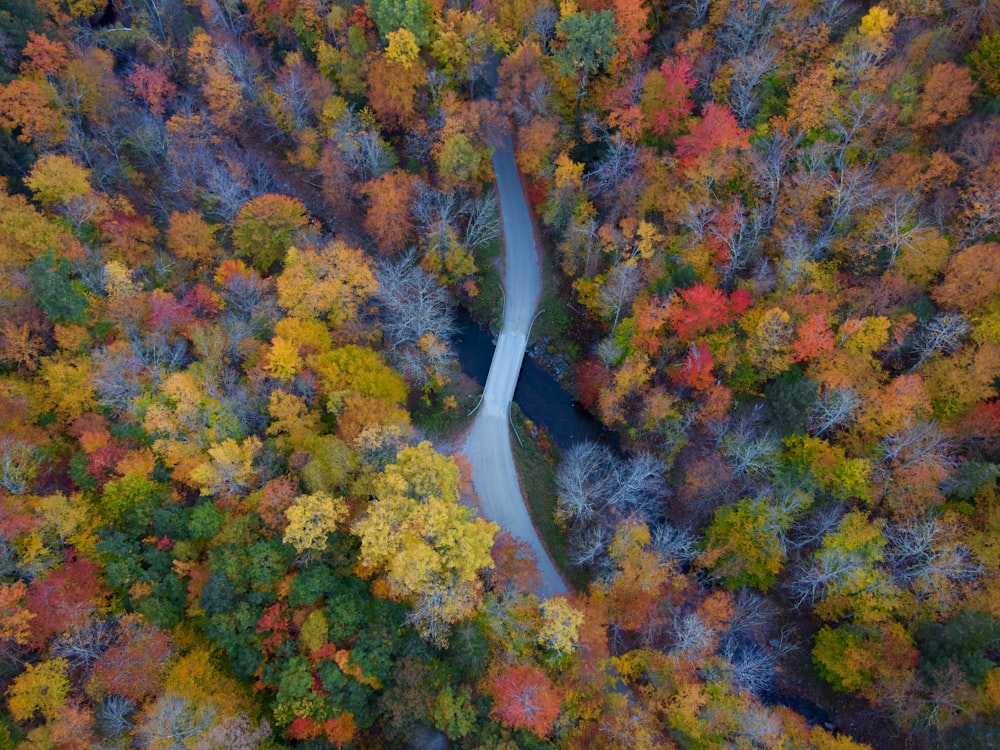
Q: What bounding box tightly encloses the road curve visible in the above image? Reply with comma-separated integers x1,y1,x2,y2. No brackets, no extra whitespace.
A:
463,140,567,598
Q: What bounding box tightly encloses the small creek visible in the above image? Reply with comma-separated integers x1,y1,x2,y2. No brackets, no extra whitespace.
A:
454,308,613,451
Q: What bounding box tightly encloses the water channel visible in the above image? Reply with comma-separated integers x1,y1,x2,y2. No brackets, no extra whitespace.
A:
454,308,613,451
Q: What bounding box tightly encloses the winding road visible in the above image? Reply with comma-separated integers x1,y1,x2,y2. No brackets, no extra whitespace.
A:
462,139,567,598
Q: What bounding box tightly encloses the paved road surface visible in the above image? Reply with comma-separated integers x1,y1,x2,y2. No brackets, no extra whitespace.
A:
463,141,567,598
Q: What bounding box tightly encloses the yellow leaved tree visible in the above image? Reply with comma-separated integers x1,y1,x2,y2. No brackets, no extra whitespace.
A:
24,153,91,209
189,436,263,500
143,368,242,485
7,658,71,722
0,581,34,646
353,441,497,645
276,241,378,328
283,492,348,558
537,596,584,656
312,344,410,443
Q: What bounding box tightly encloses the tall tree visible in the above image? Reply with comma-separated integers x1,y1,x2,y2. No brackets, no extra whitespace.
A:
640,56,695,140
230,194,310,273
913,63,975,134
375,254,457,387
282,492,349,559
0,77,66,146
6,658,72,722
360,171,420,255
275,241,378,328
698,491,812,591
932,242,1000,313
24,153,90,208
367,0,433,46
554,8,617,111
610,0,650,73
352,441,497,645
366,53,427,129
486,663,563,737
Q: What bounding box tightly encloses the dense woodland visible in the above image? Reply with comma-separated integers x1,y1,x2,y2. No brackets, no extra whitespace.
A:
1,0,1000,746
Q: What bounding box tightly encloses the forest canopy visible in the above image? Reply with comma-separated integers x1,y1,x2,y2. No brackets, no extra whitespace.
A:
0,0,999,747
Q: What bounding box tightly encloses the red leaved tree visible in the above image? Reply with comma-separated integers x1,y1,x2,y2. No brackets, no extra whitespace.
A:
790,312,836,363
575,357,612,411
255,475,299,533
256,602,292,657
86,443,128,489
673,342,715,391
641,56,695,139
487,663,562,737
670,283,751,341
25,553,107,649
674,103,749,177
961,401,1000,460
127,64,177,118
90,615,173,702
287,716,323,741
486,531,541,595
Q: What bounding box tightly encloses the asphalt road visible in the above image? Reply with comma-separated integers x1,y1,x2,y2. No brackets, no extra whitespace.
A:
463,141,567,598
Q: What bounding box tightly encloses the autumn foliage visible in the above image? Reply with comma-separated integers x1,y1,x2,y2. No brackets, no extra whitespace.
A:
0,0,996,747
486,664,563,736
670,283,752,341
641,56,695,138
25,554,106,649
674,103,749,175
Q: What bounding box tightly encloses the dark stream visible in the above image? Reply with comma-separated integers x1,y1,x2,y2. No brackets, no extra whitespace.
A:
454,308,611,451
761,691,832,729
